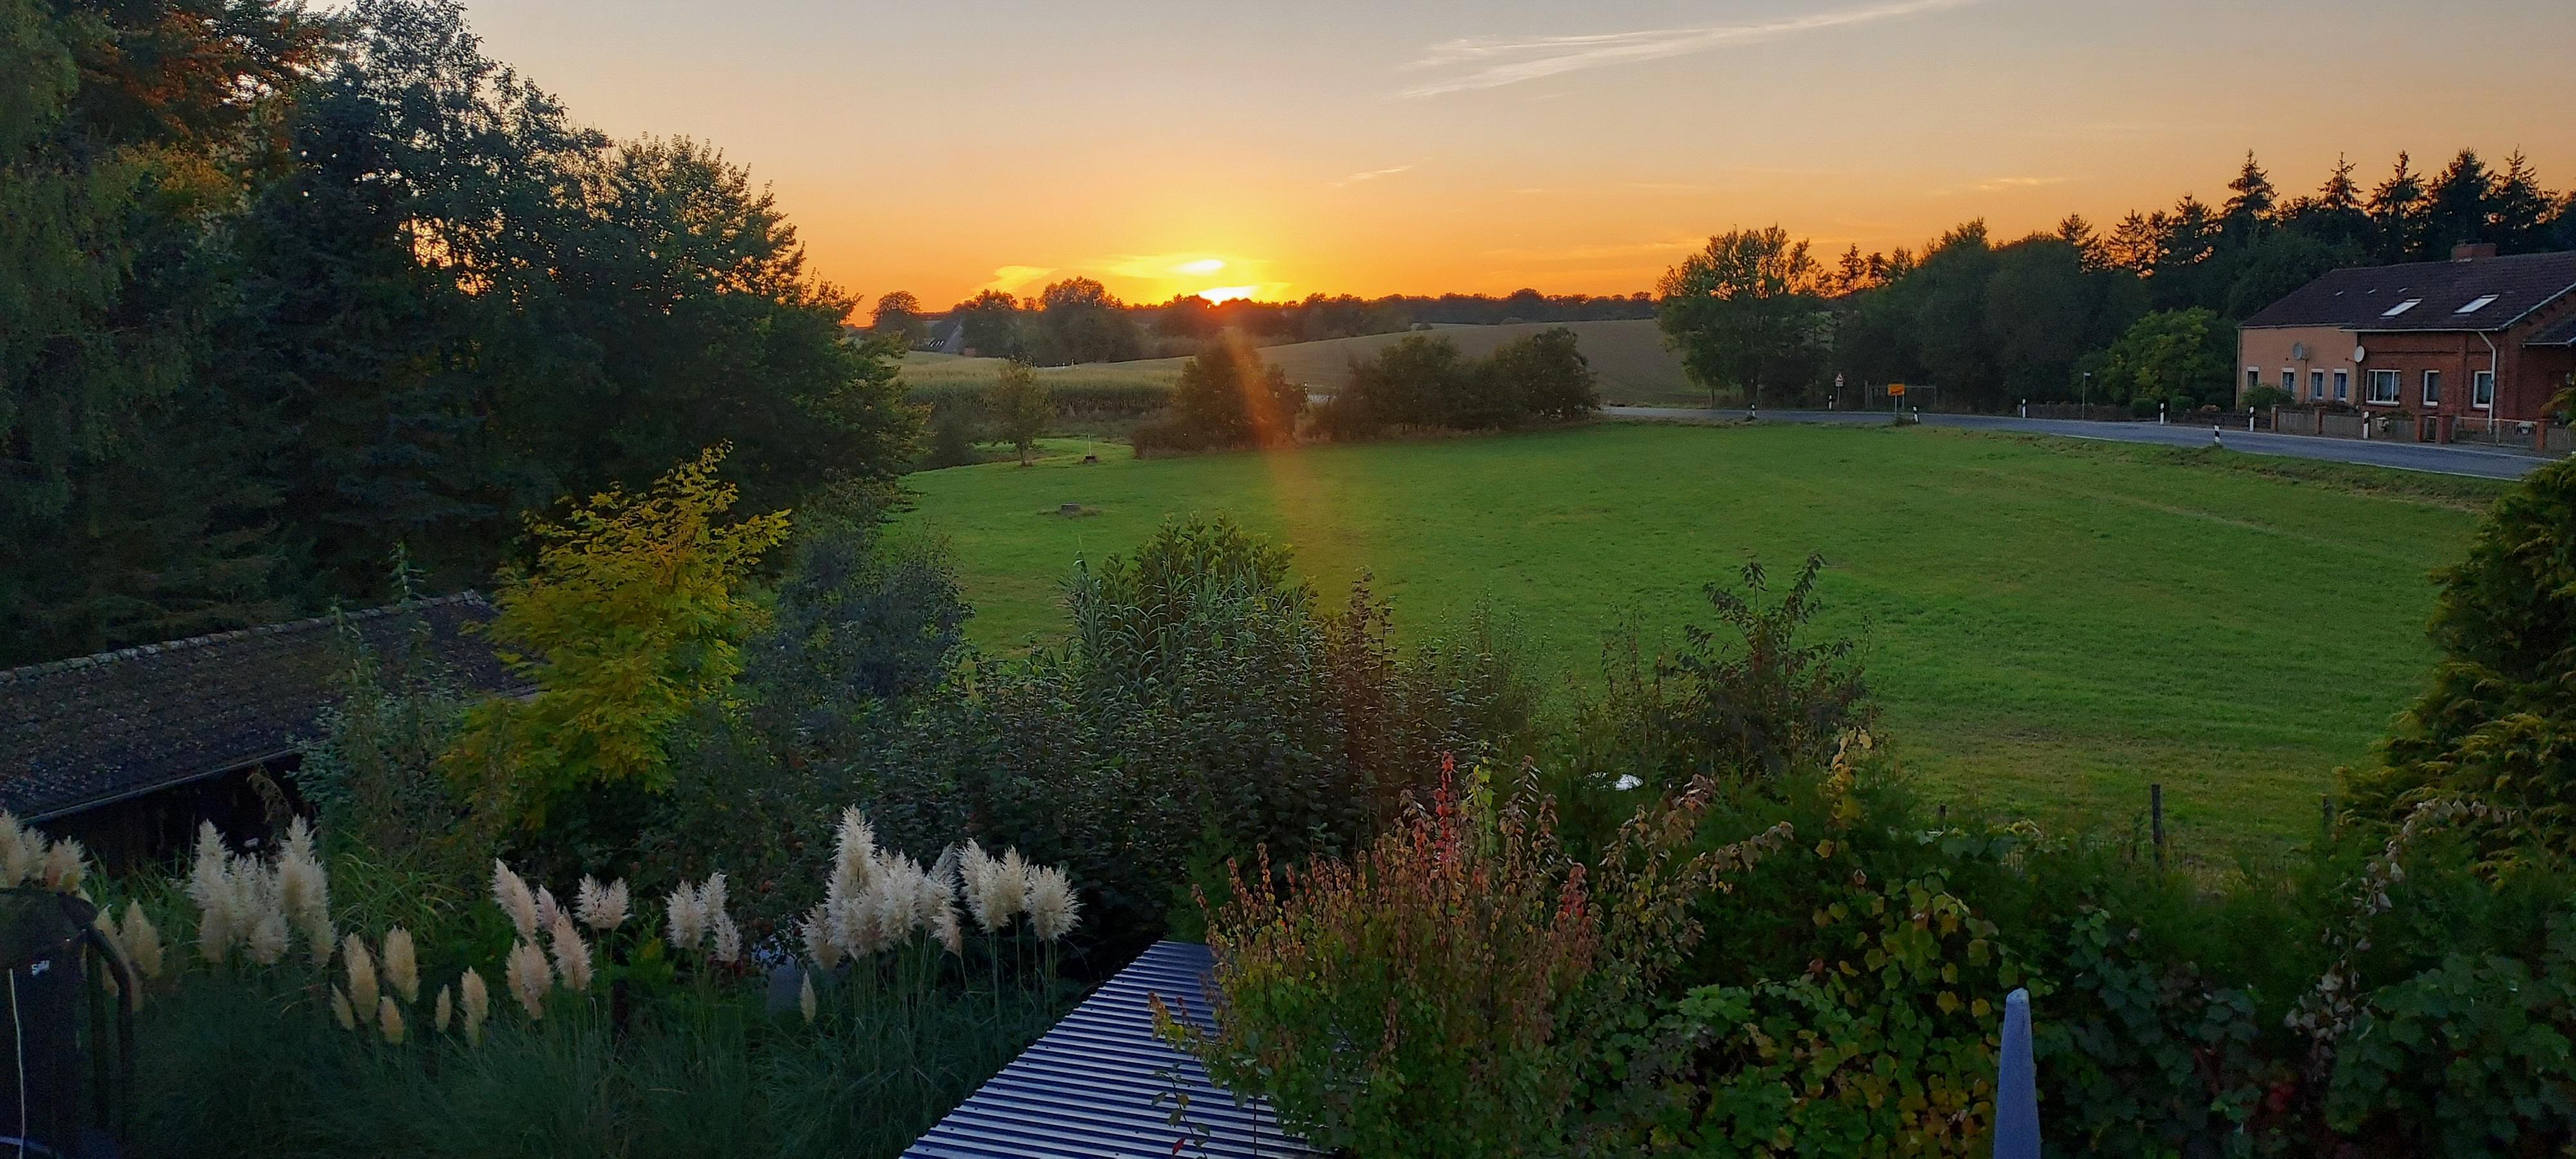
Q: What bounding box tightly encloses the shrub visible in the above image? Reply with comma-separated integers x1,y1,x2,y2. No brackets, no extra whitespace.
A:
1671,870,2020,1156
2347,457,2576,859
1559,553,1873,795
868,517,1544,950
2242,384,2295,411
1132,339,1302,453
919,402,979,469
1174,766,1598,1156
1173,765,1794,1157
442,446,790,829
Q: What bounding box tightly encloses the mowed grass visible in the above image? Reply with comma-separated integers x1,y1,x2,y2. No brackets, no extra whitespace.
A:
898,317,1699,406
898,422,2497,855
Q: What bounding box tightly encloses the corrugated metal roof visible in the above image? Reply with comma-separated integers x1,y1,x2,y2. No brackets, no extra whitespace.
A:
905,941,1320,1159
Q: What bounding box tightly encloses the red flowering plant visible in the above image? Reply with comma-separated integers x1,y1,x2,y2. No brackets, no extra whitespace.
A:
1162,755,1793,1156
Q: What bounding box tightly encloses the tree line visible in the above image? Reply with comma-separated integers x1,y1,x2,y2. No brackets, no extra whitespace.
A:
1660,149,2576,413
869,285,1656,364
0,0,916,667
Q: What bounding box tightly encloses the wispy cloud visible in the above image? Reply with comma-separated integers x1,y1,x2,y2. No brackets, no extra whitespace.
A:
978,265,1054,293
1975,175,2069,191
1331,163,1416,187
1399,0,1982,98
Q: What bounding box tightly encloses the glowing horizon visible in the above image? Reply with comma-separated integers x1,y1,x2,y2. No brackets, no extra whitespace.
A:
456,0,2573,310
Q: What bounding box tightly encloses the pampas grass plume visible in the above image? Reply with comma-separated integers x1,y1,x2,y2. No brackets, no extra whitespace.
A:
330,986,355,1031
665,881,705,952
187,823,238,963
343,933,378,1014
0,813,34,887
492,860,539,941
1027,865,1079,943
799,972,817,1024
434,985,453,1033
506,939,549,1018
549,910,594,992
711,911,741,965
799,903,842,972
378,996,406,1045
246,907,289,966
460,968,491,1044
576,876,629,932
38,836,86,894
118,901,164,980
383,927,419,1003
278,818,332,965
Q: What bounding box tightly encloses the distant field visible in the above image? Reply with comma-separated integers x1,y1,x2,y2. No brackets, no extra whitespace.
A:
897,318,1700,407
899,422,2498,856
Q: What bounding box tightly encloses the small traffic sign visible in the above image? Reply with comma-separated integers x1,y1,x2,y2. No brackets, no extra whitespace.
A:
1888,383,1906,397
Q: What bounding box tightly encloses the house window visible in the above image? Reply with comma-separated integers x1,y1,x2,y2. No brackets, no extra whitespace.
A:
2456,294,2499,315
2310,370,2327,400
2422,370,2442,407
2473,370,2496,409
2281,369,2296,392
2333,370,2349,402
2366,369,2400,404
2245,368,2260,396
2382,298,2421,317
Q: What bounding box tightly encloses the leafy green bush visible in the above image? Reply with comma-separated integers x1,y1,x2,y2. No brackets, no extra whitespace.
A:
2348,457,2576,860
1130,339,1303,453
1557,553,1873,800
864,516,1544,952
1312,328,1598,440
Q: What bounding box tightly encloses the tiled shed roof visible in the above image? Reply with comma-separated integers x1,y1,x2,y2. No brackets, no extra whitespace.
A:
2528,315,2576,346
905,941,1318,1159
2241,250,2576,332
0,596,515,821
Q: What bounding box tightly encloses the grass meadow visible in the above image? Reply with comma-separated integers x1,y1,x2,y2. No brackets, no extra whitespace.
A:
899,421,2503,856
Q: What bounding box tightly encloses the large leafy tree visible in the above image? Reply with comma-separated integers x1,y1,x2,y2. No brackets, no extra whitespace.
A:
1656,227,1830,408
0,0,325,663
1033,276,1142,365
2095,308,2233,408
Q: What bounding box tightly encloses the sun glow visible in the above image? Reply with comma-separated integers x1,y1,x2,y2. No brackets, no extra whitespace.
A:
1195,285,1260,304
1171,258,1227,276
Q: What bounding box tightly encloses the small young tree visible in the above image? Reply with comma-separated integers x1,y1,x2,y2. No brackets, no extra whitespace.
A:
442,444,790,826
985,359,1049,466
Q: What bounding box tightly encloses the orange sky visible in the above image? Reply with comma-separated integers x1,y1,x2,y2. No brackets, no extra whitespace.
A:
460,0,2573,310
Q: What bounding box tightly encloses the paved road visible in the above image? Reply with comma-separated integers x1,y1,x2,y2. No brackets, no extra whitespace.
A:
1604,406,2557,480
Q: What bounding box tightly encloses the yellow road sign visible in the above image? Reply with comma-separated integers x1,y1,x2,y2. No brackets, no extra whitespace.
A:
1888,383,1906,397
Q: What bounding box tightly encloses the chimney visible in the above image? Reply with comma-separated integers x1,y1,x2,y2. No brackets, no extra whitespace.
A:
2452,242,2499,261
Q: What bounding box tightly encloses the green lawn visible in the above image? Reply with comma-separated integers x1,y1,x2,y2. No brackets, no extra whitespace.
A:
897,422,2498,855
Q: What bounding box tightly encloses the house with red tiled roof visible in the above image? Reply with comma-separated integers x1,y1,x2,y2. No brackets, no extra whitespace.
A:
2236,245,2576,442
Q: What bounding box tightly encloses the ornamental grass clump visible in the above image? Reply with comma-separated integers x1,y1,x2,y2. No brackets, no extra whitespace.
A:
0,811,89,894
793,807,1078,1028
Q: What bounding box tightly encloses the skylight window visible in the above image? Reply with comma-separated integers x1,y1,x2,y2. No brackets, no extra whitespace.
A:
2382,299,2421,317
2456,294,2499,314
